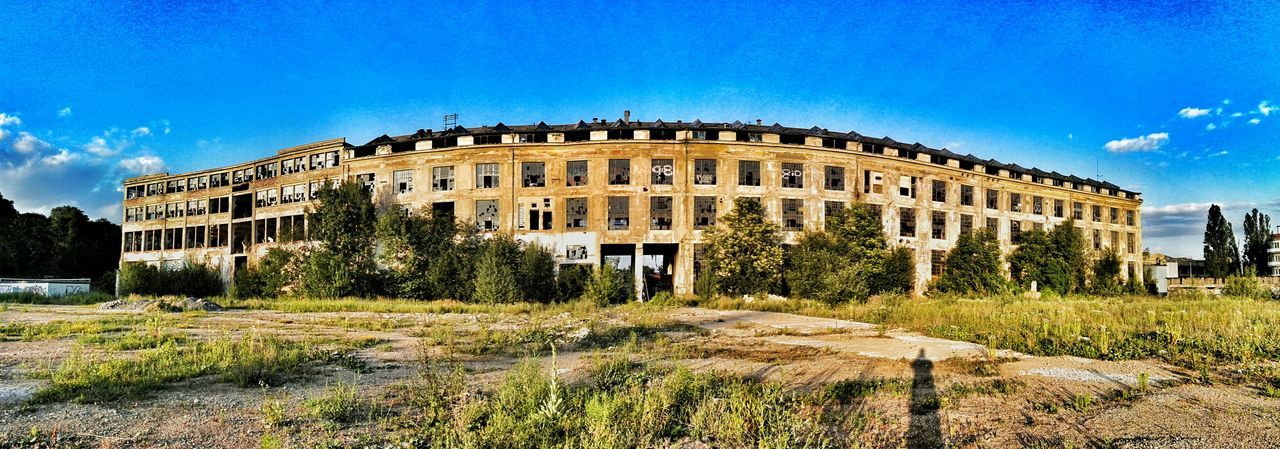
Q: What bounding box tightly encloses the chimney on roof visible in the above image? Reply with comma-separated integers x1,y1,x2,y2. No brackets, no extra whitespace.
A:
756,119,762,126
592,117,598,124
624,110,630,124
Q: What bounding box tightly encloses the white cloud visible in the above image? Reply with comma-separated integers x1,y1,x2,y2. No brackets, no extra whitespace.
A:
58,107,72,118
12,132,51,154
0,112,20,127
41,149,79,166
1223,99,1231,105
1205,123,1217,131
83,136,117,157
1249,118,1262,125
1260,101,1276,116
117,155,166,175
1208,150,1229,157
0,129,8,141
161,119,171,135
131,127,151,137
1068,133,1074,140
1230,112,1243,118
1178,107,1211,118
1104,132,1169,153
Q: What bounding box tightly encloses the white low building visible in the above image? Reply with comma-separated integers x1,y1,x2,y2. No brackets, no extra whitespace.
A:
0,278,92,297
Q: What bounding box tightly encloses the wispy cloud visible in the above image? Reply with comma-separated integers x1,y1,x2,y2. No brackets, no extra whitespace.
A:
0,113,20,127
1260,101,1276,116
58,107,72,118
12,132,51,154
1104,132,1169,153
131,127,151,137
1205,123,1217,131
1178,107,1211,118
1249,118,1262,125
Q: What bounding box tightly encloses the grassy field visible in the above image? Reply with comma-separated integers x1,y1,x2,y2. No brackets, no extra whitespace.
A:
695,293,1280,388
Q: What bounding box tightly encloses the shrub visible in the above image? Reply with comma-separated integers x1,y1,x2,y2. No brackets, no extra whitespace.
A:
585,262,631,306
304,180,379,298
1091,250,1123,295
118,261,224,297
703,198,783,296
232,248,296,298
1223,275,1266,298
520,243,559,303
934,229,1008,295
871,246,915,295
1009,221,1089,294
474,243,520,304
305,381,369,425
556,264,593,302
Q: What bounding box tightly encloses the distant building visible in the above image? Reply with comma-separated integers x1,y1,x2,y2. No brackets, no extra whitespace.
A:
1269,226,1280,277
0,278,91,297
120,116,1144,296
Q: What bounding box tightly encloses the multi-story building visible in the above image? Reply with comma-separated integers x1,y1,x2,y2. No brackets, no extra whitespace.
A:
1269,226,1280,277
120,116,1144,297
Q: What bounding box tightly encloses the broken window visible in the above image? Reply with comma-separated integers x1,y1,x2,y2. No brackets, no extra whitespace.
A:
782,198,804,231
781,163,804,188
694,159,717,185
1110,207,1119,224
899,175,917,198
931,250,947,277
254,218,277,244
1073,202,1084,220
522,162,545,187
863,170,884,194
825,166,845,191
960,185,974,206
255,189,277,207
1111,231,1121,251
931,180,947,203
282,184,306,204
475,200,499,231
1011,221,1023,243
310,151,339,170
566,160,589,187
167,180,184,193
520,198,553,230
1032,196,1043,215
738,160,761,186
474,163,500,189
185,226,205,248
694,196,716,229
1126,210,1136,226
986,189,1000,210
167,202,184,218
899,207,916,237
1092,205,1102,222
1127,233,1136,253
566,197,588,229
734,132,762,142
607,129,635,140
393,170,414,194
1054,199,1065,218
209,172,228,188
608,159,630,185
650,196,673,230
209,224,229,247
931,211,946,240
432,166,454,191
987,217,999,234
355,173,376,193
256,162,278,180
651,159,674,185
187,199,206,216
518,133,547,143
1010,193,1022,213
164,228,182,250
960,214,974,234
1093,229,1102,250
608,196,629,230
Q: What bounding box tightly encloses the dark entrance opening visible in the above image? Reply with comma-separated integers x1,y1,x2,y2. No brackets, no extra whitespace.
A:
431,201,455,219
641,243,678,299
231,221,252,254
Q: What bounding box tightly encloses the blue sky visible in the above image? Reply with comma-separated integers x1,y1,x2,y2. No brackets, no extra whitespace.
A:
1,1,1278,257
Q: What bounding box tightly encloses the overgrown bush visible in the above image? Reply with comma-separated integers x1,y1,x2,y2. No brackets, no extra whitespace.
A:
1223,274,1266,298
933,229,1008,295
556,264,593,302
585,263,631,306
232,248,296,298
303,180,379,298
1091,250,1123,295
474,241,521,304
870,246,915,295
1008,220,1089,294
118,261,224,297
703,198,783,296
520,243,559,303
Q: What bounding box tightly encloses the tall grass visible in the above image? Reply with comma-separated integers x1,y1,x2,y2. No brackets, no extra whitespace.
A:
389,355,871,448
698,293,1280,369
224,297,599,316
0,291,114,305
32,333,317,403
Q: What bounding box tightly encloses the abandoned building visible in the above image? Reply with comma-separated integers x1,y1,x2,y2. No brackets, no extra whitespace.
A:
119,115,1144,297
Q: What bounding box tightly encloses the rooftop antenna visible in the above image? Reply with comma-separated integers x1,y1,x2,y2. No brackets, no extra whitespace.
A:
443,113,458,129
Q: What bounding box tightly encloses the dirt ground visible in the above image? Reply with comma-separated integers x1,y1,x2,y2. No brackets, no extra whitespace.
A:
2,303,1278,448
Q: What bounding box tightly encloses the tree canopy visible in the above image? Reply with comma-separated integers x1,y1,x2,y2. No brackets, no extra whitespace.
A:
1203,204,1240,277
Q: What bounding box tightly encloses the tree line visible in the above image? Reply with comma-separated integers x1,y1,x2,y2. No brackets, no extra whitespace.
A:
1204,204,1272,278
0,192,120,291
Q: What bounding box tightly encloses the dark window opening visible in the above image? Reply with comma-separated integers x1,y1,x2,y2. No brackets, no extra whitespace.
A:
564,131,590,142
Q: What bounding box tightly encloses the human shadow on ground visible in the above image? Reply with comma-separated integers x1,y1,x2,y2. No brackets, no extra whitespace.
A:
907,349,943,449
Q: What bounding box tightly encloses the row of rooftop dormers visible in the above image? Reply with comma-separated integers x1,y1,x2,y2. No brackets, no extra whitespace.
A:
350,119,1138,199
123,118,1139,200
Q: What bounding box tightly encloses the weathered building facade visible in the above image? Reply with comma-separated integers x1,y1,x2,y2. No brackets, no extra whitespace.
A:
120,118,1144,297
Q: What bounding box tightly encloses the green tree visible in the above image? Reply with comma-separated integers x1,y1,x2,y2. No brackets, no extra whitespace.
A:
585,261,631,306
519,243,558,303
1091,250,1123,294
1203,204,1240,277
473,241,520,304
375,206,463,299
934,229,1007,295
703,197,784,296
872,246,916,295
232,248,296,298
300,180,379,297
1242,208,1272,277
1008,219,1088,294
789,204,900,302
